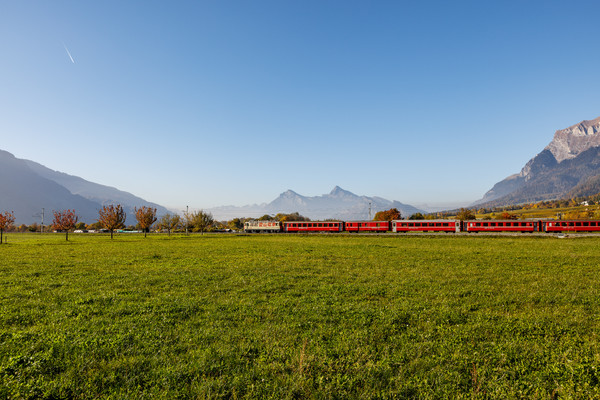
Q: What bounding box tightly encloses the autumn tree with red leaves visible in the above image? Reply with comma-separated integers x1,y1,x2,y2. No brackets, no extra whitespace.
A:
52,209,78,241
98,204,126,239
373,208,402,221
0,211,15,245
135,206,157,238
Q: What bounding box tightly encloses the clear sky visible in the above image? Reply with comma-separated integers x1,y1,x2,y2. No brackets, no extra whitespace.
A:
2,1,600,211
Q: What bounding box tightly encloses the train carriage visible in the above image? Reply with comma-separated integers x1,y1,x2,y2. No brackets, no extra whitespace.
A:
283,221,343,233
542,220,600,232
243,220,282,233
345,221,391,232
392,220,461,233
464,220,538,232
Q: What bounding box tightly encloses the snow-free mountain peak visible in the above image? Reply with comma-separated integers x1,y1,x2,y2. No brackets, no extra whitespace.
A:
0,149,169,224
474,115,600,206
207,187,424,220
281,189,302,198
329,186,357,198
545,116,600,163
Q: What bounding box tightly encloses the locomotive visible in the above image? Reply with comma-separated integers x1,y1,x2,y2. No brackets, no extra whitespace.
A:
244,219,600,233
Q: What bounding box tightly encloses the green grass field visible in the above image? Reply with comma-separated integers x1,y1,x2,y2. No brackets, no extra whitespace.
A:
1,233,600,399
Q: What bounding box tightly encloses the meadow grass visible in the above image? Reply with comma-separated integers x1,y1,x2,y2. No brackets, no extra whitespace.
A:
1,233,599,399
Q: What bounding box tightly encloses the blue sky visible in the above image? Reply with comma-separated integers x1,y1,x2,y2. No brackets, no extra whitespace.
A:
2,1,600,210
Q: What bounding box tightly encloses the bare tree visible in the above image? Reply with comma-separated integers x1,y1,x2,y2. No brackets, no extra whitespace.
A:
135,206,157,238
158,213,181,236
98,205,126,239
52,209,78,241
0,211,15,244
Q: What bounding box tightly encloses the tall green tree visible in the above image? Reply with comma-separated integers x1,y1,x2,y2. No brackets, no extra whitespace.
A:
228,218,243,231
456,208,476,221
190,210,214,234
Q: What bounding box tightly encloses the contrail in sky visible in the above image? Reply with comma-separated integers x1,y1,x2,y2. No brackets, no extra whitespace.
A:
63,43,75,64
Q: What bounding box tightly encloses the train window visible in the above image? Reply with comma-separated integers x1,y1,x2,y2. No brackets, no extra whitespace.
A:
483,223,488,227
576,222,582,227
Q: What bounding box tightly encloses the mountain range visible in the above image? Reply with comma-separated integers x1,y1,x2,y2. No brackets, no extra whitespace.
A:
0,149,424,224
0,150,168,225
474,116,600,207
207,186,425,220
6,113,600,226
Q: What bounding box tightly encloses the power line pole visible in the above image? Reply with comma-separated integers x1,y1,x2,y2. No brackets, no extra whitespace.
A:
368,202,372,220
185,205,189,235
41,208,45,233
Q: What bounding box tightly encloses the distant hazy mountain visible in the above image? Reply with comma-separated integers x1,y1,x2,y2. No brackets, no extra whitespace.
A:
0,149,168,225
474,116,600,206
208,186,425,220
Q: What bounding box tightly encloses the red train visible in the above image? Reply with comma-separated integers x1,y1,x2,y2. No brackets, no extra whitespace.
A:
245,219,600,233
283,221,343,233
463,220,538,233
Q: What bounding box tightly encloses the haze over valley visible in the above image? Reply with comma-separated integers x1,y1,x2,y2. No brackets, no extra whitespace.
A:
3,115,600,223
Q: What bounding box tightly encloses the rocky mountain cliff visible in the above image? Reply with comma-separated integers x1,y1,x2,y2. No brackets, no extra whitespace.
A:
475,116,600,206
0,149,168,225
208,186,424,220
544,117,600,163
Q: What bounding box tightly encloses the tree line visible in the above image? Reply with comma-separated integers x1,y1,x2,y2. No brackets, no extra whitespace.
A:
0,205,218,242
5,194,600,243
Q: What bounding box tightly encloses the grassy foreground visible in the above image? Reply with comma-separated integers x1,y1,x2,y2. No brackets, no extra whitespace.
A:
1,233,599,399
